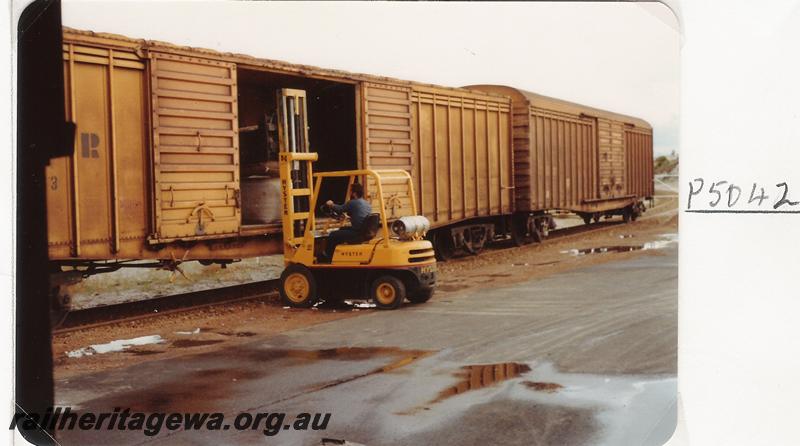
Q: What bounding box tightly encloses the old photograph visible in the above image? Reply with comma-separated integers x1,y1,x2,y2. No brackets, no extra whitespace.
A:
13,2,679,445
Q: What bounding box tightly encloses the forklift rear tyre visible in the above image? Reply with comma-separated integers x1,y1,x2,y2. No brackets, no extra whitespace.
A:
279,264,318,308
371,275,406,310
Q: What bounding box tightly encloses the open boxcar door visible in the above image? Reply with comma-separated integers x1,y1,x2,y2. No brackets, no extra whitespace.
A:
148,52,241,243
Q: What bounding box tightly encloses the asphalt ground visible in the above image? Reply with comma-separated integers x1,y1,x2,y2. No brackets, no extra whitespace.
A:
54,242,677,446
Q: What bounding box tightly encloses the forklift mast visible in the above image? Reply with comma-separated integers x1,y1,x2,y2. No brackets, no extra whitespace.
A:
276,89,317,253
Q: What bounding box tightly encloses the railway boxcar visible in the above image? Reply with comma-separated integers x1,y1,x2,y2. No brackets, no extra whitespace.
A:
47,29,513,275
405,85,513,256
467,85,654,238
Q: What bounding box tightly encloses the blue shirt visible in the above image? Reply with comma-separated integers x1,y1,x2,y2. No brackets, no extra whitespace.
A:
333,198,372,230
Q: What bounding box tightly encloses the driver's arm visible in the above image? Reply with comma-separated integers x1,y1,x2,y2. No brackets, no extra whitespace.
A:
326,200,347,213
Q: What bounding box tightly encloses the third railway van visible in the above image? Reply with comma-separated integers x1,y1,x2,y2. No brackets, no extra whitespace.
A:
467,85,654,247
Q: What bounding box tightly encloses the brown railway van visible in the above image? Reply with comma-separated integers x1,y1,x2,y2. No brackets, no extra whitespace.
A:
47,28,651,286
467,85,654,238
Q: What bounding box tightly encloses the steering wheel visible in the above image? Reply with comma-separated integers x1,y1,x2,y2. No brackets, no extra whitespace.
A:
320,204,345,221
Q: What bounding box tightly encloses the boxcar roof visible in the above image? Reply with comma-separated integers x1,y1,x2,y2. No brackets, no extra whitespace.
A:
465,84,652,129
63,28,648,128
63,27,511,101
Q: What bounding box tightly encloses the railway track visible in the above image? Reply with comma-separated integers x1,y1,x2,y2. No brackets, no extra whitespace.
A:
541,219,624,241
480,219,626,254
53,279,279,335
52,219,628,335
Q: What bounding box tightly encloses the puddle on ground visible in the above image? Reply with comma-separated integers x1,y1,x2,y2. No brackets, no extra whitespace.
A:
522,381,564,393
397,398,598,446
171,339,225,348
565,246,644,255
227,346,430,364
81,345,432,413
99,367,266,412
402,363,531,414
391,362,675,446
564,234,678,257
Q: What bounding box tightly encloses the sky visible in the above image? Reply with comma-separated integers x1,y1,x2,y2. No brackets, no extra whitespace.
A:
61,1,680,157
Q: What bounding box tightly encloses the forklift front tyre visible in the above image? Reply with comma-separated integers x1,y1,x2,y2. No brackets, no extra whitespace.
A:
279,264,318,308
370,275,406,310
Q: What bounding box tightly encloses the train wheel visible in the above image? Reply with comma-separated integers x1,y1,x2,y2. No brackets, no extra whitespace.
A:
433,231,455,261
511,226,528,246
462,228,487,255
531,222,544,243
407,287,434,304
581,214,592,225
524,217,547,243
279,264,318,308
631,203,642,221
623,207,633,223
512,215,533,246
371,275,405,310
593,213,601,223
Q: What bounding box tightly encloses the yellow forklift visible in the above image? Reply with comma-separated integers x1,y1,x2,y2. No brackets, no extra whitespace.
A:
275,89,436,309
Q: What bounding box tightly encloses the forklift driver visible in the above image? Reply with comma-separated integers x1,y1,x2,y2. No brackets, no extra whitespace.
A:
320,183,372,263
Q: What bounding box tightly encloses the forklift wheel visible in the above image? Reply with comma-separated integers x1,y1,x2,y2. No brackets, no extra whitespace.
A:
279,264,318,308
370,275,406,310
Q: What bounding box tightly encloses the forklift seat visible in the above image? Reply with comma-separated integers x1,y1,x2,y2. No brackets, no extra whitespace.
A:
345,213,381,244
